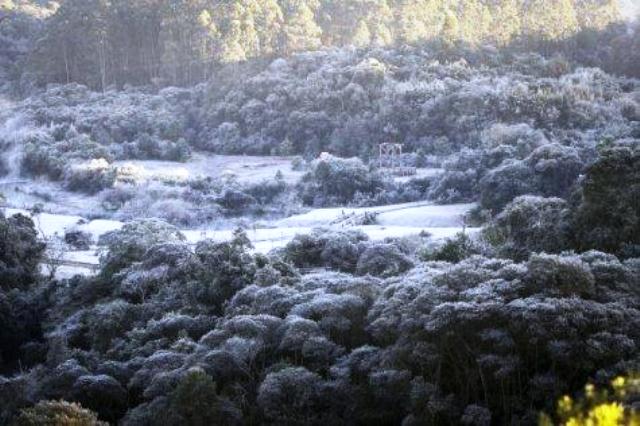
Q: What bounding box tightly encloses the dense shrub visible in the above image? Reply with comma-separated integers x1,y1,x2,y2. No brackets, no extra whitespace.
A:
526,143,584,199
71,375,128,423
481,123,548,159
485,196,572,261
284,228,369,272
478,160,536,213
525,253,596,298
98,219,185,276
356,244,414,277
299,155,385,207
437,142,585,214
20,134,63,180
369,253,640,424
216,190,258,215
572,141,640,257
0,212,45,289
4,40,635,215
0,288,47,373
420,232,484,263
1,223,639,425
189,231,258,310
245,178,288,205
64,230,93,250
429,149,483,203
148,199,200,227
63,159,117,195
13,84,191,189
194,50,632,162
257,367,331,425
166,369,241,426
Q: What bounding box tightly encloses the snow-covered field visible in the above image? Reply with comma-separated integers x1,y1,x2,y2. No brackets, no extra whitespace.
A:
276,201,472,228
6,200,476,278
0,153,304,218
0,179,104,216
113,153,304,184
4,209,123,238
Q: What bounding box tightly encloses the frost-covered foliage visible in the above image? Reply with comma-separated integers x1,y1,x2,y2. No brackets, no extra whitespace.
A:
420,231,485,263
430,137,588,213
298,155,385,207
356,243,414,277
191,47,638,210
14,84,193,184
98,172,298,226
3,215,639,424
197,49,636,160
284,228,369,272
0,280,47,375
4,43,638,216
283,228,414,277
297,154,431,207
0,211,47,378
485,196,572,261
98,219,186,276
63,159,117,195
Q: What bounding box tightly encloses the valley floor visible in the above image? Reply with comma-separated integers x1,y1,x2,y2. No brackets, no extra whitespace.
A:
5,199,476,278
0,149,467,279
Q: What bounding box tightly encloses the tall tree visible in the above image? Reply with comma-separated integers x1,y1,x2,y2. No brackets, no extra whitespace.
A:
320,0,393,46
490,0,522,46
391,0,442,43
160,0,211,85
25,0,625,88
458,0,492,45
278,0,322,55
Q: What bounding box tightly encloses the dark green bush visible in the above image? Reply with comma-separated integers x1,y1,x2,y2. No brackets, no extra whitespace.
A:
572,142,640,257
0,213,45,290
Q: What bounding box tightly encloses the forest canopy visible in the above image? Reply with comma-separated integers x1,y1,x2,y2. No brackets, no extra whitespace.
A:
1,0,629,89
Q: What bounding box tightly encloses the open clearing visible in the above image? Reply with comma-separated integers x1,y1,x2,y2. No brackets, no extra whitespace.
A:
6,199,476,278
113,153,305,184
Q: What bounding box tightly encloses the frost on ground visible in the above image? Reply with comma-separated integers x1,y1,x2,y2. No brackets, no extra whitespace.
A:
113,153,304,185
5,199,476,278
276,201,473,228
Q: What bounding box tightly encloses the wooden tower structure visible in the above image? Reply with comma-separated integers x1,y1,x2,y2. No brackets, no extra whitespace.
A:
379,143,403,170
